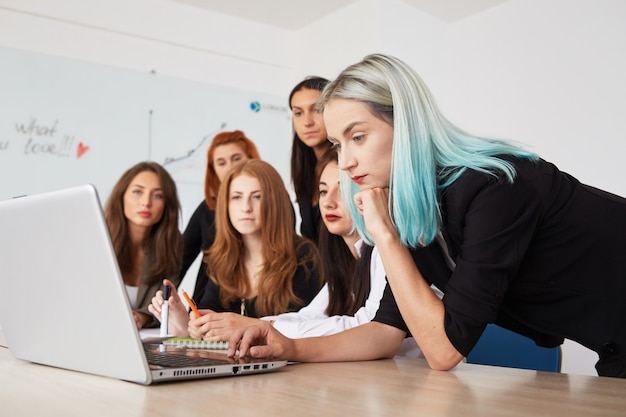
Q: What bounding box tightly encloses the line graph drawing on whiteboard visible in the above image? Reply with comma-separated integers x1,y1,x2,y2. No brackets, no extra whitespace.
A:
156,117,227,184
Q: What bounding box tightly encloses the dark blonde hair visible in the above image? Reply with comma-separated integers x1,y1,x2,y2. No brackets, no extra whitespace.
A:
204,130,260,210
205,159,321,316
104,161,183,285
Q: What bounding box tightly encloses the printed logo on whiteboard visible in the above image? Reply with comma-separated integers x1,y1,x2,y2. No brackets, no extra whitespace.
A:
249,100,289,119
249,101,261,112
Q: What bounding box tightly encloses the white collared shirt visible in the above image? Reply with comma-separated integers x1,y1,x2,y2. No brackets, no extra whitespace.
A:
262,240,443,357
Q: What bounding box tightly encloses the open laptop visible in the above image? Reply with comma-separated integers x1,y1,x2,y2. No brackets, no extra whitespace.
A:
0,184,286,384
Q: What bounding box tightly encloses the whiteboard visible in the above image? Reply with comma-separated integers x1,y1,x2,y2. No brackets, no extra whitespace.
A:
0,47,292,225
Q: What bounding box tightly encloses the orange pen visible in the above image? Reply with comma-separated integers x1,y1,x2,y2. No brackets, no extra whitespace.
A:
182,290,201,318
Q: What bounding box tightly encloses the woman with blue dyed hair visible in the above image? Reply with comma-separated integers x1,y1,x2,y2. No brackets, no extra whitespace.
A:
228,54,626,378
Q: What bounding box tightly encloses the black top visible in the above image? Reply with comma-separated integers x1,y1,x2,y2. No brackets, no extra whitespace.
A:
373,156,626,375
196,244,322,317
298,201,321,244
183,199,300,302
180,201,216,302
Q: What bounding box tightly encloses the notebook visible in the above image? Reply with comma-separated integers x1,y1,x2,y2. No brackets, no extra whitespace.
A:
163,337,230,349
0,184,286,384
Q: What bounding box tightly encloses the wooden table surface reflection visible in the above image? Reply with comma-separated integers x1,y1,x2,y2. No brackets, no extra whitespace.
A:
1,341,625,417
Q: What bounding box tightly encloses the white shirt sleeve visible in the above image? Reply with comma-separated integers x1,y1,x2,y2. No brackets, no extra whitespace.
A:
263,243,388,339
262,283,331,324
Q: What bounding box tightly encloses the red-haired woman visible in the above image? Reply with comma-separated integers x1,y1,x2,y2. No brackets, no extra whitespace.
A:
180,130,260,302
151,160,322,335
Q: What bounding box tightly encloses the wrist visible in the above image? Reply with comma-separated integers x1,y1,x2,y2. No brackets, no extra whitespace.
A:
372,227,400,247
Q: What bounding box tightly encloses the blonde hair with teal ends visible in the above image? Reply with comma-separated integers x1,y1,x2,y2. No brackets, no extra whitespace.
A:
321,54,538,248
339,169,369,242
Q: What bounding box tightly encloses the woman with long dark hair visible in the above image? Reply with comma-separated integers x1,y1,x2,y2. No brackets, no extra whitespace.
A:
289,76,332,244
105,161,183,329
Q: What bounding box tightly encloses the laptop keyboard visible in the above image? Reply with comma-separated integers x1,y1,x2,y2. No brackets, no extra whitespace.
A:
145,350,225,368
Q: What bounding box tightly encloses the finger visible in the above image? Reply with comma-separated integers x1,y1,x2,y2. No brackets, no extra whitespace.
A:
148,304,162,322
169,292,183,307
203,321,225,340
162,279,177,290
238,325,263,357
169,289,182,303
190,314,211,327
202,328,229,342
161,280,177,297
188,327,201,340
249,345,272,358
195,322,210,339
188,320,204,340
227,326,252,357
149,302,161,315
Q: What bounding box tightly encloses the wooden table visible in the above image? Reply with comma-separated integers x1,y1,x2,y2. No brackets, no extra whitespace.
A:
1,337,625,417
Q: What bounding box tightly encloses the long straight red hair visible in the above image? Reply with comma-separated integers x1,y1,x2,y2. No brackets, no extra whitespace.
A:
205,159,321,316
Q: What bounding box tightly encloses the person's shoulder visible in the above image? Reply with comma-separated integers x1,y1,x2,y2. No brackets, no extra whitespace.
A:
190,200,215,221
449,155,548,188
444,166,494,199
442,157,525,207
187,200,207,217
195,200,212,213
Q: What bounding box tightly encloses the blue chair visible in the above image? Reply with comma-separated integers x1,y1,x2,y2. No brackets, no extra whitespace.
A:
466,324,562,372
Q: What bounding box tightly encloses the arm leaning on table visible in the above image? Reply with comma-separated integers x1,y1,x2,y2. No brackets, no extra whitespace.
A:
229,320,405,362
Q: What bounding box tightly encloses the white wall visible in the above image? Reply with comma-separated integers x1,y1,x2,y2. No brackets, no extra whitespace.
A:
441,0,626,197
439,0,626,376
2,0,625,376
294,0,383,81
294,0,449,86
0,0,295,94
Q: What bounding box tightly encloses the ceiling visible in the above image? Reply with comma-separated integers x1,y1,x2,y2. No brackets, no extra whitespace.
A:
167,0,511,30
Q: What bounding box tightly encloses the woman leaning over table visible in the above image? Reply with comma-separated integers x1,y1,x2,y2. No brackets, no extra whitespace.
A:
229,54,626,378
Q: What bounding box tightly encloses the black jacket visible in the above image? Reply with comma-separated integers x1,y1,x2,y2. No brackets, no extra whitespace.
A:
374,156,626,376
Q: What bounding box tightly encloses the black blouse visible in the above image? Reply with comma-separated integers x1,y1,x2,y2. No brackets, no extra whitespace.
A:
374,156,626,371
180,201,216,302
298,201,321,244
197,244,322,317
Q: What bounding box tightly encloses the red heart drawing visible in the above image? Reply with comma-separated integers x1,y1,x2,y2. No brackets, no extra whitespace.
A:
77,142,90,158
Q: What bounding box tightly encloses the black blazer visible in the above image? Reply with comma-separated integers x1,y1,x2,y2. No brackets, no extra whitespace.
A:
374,156,626,376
